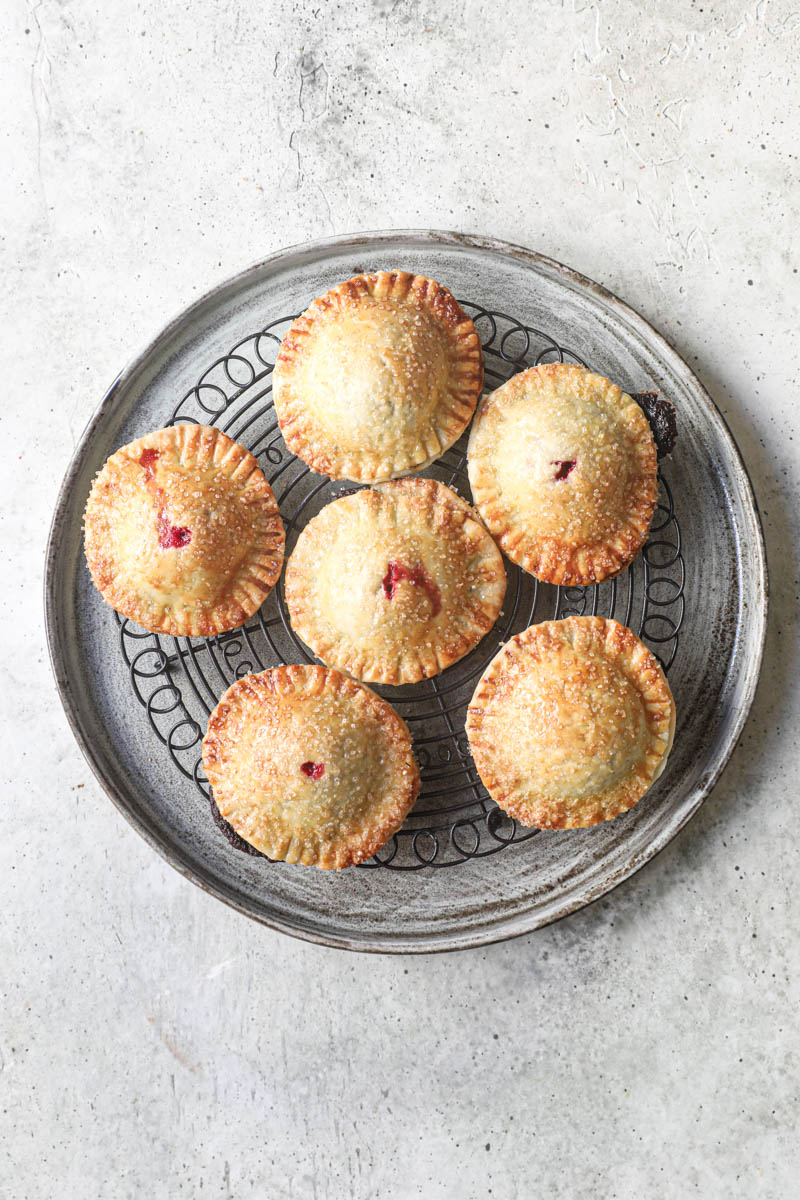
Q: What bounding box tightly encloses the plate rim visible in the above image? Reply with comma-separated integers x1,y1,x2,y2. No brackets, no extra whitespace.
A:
44,228,769,953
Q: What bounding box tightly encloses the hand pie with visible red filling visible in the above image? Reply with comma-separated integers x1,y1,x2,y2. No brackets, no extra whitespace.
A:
285,477,506,685
467,363,658,585
83,424,284,636
202,665,420,868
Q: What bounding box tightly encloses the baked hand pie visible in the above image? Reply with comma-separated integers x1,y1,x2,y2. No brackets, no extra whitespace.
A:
467,363,658,585
466,617,675,829
84,424,284,636
285,477,507,685
202,665,420,868
272,271,483,483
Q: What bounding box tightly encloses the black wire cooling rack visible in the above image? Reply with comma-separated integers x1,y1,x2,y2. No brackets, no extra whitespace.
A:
116,300,685,870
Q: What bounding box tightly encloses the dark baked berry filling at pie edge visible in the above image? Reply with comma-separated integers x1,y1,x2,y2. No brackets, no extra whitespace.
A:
632,391,678,459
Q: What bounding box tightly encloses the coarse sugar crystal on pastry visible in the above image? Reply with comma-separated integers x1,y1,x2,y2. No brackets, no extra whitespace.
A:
466,617,675,829
201,665,420,869
83,424,285,636
467,363,659,585
271,270,484,483
285,477,507,685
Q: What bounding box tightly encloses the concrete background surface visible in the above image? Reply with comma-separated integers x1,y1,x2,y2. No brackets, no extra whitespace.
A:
2,1,798,1196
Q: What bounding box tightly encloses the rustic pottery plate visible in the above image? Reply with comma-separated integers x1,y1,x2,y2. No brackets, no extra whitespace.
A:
45,231,767,953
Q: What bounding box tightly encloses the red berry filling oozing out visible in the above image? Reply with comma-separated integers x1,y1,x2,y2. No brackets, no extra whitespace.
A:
381,560,442,617
553,459,577,481
301,761,325,780
157,513,192,549
138,447,161,480
139,447,192,550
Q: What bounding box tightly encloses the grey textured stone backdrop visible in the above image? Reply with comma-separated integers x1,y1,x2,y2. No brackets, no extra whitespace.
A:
2,1,798,1196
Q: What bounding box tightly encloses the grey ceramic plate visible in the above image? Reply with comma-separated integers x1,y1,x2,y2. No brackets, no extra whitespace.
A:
45,231,767,953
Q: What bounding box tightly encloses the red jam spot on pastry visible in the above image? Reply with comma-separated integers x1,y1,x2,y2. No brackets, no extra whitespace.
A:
382,560,442,617
139,447,192,549
139,447,161,480
157,513,192,549
301,761,325,780
552,459,576,481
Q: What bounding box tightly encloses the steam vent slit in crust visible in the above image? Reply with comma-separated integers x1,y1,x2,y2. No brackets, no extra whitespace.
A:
83,424,285,636
467,363,659,586
271,271,484,483
202,665,421,869
466,617,676,830
284,477,507,685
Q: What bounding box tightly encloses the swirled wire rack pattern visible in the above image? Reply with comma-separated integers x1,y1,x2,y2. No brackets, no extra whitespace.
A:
115,301,685,870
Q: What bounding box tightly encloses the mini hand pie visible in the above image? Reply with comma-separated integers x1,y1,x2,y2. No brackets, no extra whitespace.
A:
468,363,658,585
272,271,483,483
202,665,420,868
84,424,284,635
466,617,675,828
285,477,506,684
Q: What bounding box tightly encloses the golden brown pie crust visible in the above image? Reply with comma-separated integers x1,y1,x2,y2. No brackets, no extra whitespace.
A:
466,617,675,829
467,363,658,585
83,424,285,636
202,665,420,868
285,477,506,685
272,271,483,483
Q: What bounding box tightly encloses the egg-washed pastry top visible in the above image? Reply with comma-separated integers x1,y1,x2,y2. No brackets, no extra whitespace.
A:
272,271,484,483
466,617,675,829
467,363,658,586
83,424,284,636
285,477,507,685
202,665,420,869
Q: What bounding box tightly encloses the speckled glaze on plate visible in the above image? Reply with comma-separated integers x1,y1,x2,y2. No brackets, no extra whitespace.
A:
45,231,767,953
